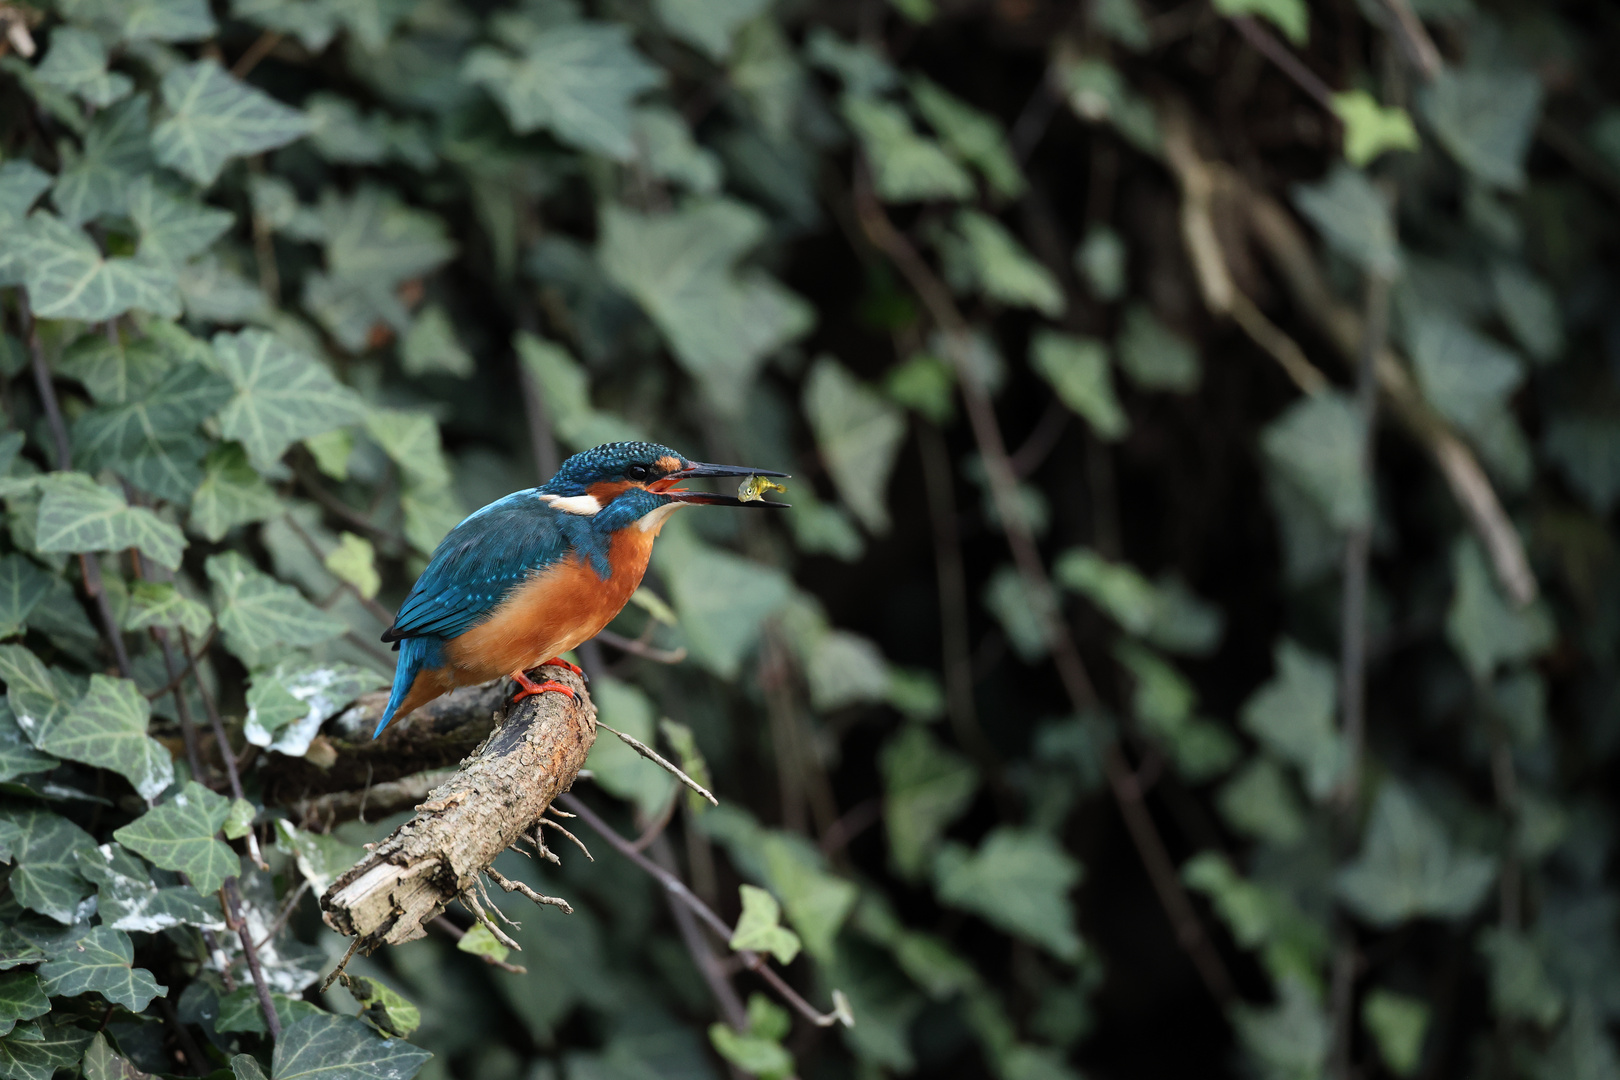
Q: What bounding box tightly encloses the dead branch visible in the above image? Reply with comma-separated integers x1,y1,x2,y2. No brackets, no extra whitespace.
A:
289,769,458,828
320,670,595,951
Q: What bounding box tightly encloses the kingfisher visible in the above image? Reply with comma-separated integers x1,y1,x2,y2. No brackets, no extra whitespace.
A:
372,441,788,737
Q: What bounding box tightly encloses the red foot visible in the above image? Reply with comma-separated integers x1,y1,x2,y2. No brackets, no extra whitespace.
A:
510,669,575,703
541,656,584,677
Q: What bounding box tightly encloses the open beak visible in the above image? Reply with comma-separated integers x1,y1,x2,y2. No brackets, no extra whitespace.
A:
650,462,791,508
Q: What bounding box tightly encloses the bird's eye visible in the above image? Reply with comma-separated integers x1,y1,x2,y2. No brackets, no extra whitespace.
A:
627,464,651,481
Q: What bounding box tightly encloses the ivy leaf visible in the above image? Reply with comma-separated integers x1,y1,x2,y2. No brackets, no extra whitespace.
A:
462,23,661,160
273,822,364,896
1544,415,1620,515
81,1031,156,1080
729,885,802,966
346,978,421,1040
0,162,51,228
984,564,1055,662
760,837,856,962
654,0,770,59
271,1014,431,1080
1408,313,1524,435
1362,990,1430,1077
188,444,283,542
73,843,223,933
599,200,812,413
1212,0,1308,43
806,630,890,712
1335,783,1496,926
55,333,170,405
1116,304,1200,393
0,645,82,747
72,363,235,502
1479,928,1564,1028
952,210,1064,315
1261,391,1371,531
842,96,973,203
113,781,236,896
0,700,56,785
1489,262,1563,365
216,986,321,1036
1075,224,1127,301
1240,638,1344,800
631,106,722,193
233,1053,270,1080
1333,90,1419,166
1031,331,1127,441
34,27,133,108
0,974,47,1040
1233,978,1328,1080
454,923,509,965
38,926,165,1011
1217,759,1308,847
127,175,235,268
0,1022,93,1080
35,472,185,571
909,76,1024,199
51,95,152,225
153,60,314,185
802,358,905,533
122,0,217,42
244,661,380,757
1292,164,1399,277
207,552,346,669
584,677,675,817
1445,539,1554,681
323,533,379,600
1419,67,1542,191
213,330,366,470
934,828,1083,961
363,410,451,490
318,186,455,288
0,555,51,639
12,214,179,321
400,305,473,378
0,809,96,923
34,675,173,802
121,581,213,640
880,724,977,879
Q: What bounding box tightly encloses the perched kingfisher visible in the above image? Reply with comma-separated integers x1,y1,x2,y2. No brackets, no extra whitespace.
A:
372,441,788,737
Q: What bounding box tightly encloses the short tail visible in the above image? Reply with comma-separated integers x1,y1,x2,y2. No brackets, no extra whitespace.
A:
374,636,439,738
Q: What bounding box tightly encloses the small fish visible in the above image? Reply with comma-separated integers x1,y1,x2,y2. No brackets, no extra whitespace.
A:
738,475,787,503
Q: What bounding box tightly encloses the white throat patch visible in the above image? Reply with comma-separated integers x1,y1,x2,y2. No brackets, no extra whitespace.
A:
540,493,602,516
636,502,683,532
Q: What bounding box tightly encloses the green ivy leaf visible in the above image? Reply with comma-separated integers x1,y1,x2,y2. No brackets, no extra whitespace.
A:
1292,164,1399,277
1240,638,1344,800
842,95,973,203
1335,783,1496,926
584,677,674,817
1489,262,1563,364
515,334,644,451
36,472,186,568
270,1014,431,1080
153,60,314,185
983,564,1054,662
400,305,473,378
232,1052,270,1080
599,200,813,413
0,555,50,639
212,329,365,470
0,645,82,748
1479,927,1564,1028
1232,978,1328,1080
462,22,661,160
653,0,770,59
760,837,856,962
806,630,890,712
34,27,133,108
122,0,217,42
0,974,47,1040
0,1022,94,1080
0,162,51,228
1333,90,1419,166
934,828,1083,961
323,532,379,600
34,675,174,802
1445,538,1554,681
1261,391,1371,531
1075,225,1127,302
1408,312,1524,435
80,1031,154,1080
363,409,451,490
730,885,803,965
1116,304,1199,393
802,357,906,533
909,76,1024,199
709,994,794,1080
50,95,152,225
206,551,346,669
121,581,212,640
1362,990,1430,1077
0,700,56,785
73,843,222,933
454,923,510,965
1031,331,1127,441
1216,758,1308,847
215,987,321,1037
1212,0,1308,43
188,443,283,542
11,214,179,321
880,724,977,879
952,210,1064,315
347,977,421,1039
72,362,236,503
1419,67,1542,191
631,106,722,193
38,926,165,1011
113,781,236,896
56,333,170,405
318,186,455,288
127,175,235,268
273,822,364,896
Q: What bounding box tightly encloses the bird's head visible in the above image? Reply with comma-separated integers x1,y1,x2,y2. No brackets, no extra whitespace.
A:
539,441,789,531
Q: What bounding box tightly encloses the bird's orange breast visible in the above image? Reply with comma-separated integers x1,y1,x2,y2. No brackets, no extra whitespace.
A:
441,525,659,684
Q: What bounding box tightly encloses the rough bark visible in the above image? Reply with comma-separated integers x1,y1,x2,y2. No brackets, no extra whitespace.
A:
319,669,596,951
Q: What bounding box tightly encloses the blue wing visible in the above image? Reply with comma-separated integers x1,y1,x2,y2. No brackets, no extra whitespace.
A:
382,489,593,643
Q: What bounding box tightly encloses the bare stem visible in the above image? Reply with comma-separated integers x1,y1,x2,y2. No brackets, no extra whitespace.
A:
1230,16,1338,111
223,878,282,1040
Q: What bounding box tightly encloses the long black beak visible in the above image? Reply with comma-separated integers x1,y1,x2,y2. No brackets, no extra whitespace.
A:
658,462,791,508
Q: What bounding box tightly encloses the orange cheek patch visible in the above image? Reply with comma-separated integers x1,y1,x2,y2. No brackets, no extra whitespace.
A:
588,480,636,503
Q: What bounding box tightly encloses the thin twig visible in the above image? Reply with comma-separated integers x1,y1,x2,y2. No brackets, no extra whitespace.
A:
560,794,851,1029
597,720,719,807
540,816,594,861
483,865,573,914
630,790,680,853
231,29,283,79
145,627,217,701
428,916,529,974
850,166,1236,1006
1380,0,1442,80
153,629,205,780
255,878,312,950
648,835,749,1033
223,879,281,1040
1229,16,1338,111
459,885,520,951
319,938,362,993
78,553,133,678
594,629,688,664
